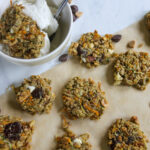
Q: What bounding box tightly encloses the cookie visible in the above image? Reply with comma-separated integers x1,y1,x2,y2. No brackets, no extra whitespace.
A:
0,5,45,59
62,77,108,120
56,116,92,150
13,75,55,114
0,115,34,150
68,30,114,68
145,12,150,30
108,116,148,150
113,50,150,90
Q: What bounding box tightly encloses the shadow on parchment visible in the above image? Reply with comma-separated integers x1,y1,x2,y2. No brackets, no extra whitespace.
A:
6,90,23,112
138,17,150,47
100,129,110,150
106,62,114,86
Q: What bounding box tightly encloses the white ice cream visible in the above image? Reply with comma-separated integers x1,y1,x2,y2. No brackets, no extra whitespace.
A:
14,0,58,57
15,0,59,37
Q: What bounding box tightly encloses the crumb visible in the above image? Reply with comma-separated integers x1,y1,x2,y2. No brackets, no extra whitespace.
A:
127,40,135,48
138,43,144,48
75,12,83,18
68,0,72,4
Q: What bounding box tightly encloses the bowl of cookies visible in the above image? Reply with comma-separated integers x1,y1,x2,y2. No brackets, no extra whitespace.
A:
0,0,72,66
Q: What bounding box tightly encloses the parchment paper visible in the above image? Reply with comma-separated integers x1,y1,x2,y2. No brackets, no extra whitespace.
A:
1,20,150,150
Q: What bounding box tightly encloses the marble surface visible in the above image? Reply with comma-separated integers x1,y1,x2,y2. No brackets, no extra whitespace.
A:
0,0,150,95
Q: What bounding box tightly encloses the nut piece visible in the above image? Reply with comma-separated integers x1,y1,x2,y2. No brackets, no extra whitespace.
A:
75,12,83,18
127,40,135,48
130,116,139,125
68,0,72,4
138,43,143,48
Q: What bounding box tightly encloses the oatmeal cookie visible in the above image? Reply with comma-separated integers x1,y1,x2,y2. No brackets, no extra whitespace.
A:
0,4,45,59
56,116,92,150
62,77,108,120
145,12,150,30
113,50,150,90
0,115,34,150
13,75,55,114
68,30,114,68
107,116,148,150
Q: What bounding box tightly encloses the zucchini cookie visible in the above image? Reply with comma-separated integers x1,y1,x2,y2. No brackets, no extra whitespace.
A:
62,77,108,120
145,12,150,30
108,116,148,150
0,4,45,59
113,50,150,90
68,30,114,68
56,116,92,150
13,75,55,114
0,115,35,150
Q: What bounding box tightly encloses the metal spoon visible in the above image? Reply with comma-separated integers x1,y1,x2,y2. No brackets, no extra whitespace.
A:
54,0,68,20
50,0,68,41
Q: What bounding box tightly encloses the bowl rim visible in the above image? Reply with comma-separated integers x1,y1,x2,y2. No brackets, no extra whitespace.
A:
0,3,73,63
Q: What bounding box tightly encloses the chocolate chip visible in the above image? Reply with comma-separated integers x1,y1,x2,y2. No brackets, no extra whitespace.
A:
126,136,134,144
31,87,44,99
73,14,78,22
71,5,78,14
111,34,122,42
87,55,96,62
59,54,68,62
4,122,22,140
77,45,87,56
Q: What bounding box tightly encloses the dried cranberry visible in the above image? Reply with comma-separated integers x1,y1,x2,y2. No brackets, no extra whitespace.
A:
71,5,78,14
59,54,68,62
87,56,96,62
31,87,44,99
77,45,87,56
111,34,122,42
4,122,22,140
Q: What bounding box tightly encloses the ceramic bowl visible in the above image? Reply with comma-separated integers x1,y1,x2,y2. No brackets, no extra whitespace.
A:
0,0,73,66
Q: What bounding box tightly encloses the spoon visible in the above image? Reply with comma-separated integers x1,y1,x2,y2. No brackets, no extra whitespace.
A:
54,0,68,20
50,0,68,41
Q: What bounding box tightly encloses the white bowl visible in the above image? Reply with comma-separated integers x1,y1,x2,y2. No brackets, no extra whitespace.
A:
0,1,73,66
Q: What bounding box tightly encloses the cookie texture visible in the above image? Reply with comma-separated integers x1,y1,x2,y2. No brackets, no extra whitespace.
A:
113,50,150,90
108,116,148,150
13,75,55,114
0,4,45,59
68,30,114,68
56,116,92,150
62,77,108,120
0,115,34,150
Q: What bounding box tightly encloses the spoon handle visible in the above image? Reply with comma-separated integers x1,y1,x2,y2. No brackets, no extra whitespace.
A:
54,0,68,20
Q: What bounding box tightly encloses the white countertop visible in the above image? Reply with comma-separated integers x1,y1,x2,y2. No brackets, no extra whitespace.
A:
0,0,150,95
